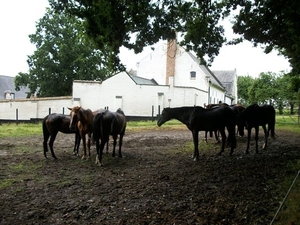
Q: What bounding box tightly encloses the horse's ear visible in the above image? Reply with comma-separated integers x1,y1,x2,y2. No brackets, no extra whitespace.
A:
67,107,72,111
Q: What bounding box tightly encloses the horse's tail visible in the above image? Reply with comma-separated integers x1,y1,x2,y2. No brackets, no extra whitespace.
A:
227,126,237,149
42,116,50,157
270,110,276,139
93,112,103,142
92,113,101,142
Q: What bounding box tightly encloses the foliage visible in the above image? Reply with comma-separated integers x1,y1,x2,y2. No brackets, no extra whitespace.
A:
14,7,113,97
49,0,227,70
237,75,254,106
0,123,42,138
248,72,279,105
225,0,300,75
238,72,300,113
50,0,300,75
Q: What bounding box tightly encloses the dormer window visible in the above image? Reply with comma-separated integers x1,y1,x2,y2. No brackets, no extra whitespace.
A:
190,71,196,79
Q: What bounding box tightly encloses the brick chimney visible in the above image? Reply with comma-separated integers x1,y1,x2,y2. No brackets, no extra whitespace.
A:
166,39,177,85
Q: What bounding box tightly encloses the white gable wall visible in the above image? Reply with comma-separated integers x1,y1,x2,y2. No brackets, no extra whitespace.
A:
72,72,208,117
137,44,166,85
137,42,226,106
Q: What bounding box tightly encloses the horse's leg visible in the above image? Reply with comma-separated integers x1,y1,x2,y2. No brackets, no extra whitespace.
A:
112,135,117,157
245,127,252,154
97,137,107,166
43,131,50,158
96,138,102,166
118,134,124,158
228,126,236,155
49,132,58,159
74,133,81,156
262,124,268,149
73,132,79,155
106,137,109,154
214,130,220,143
192,130,199,161
87,133,91,157
81,133,87,159
254,126,259,153
205,131,208,143
217,129,226,155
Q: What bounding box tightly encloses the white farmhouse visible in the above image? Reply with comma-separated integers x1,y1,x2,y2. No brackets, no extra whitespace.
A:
72,39,237,119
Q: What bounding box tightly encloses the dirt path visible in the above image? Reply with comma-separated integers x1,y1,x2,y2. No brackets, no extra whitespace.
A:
0,128,299,224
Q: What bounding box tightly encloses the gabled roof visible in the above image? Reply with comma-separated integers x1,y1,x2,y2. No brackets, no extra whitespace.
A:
0,75,29,100
212,70,237,96
213,70,236,83
129,74,158,85
186,51,225,91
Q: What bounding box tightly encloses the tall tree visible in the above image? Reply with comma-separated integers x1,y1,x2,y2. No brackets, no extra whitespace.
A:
248,72,279,105
237,75,254,106
50,0,300,75
276,74,300,114
15,7,112,97
50,0,227,70
225,0,300,75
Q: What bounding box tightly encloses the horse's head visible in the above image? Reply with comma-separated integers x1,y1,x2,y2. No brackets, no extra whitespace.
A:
68,106,81,131
157,108,170,127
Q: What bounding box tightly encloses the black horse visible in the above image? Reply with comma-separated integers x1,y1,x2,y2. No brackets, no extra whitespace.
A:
204,103,229,143
93,109,127,166
157,106,237,161
43,113,80,159
229,104,245,136
203,104,245,143
237,104,275,154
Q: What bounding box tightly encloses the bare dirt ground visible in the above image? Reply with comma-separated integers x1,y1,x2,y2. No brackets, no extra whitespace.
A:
0,127,300,225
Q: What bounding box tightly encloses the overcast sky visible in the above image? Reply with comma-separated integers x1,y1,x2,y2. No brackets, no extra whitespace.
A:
0,0,291,78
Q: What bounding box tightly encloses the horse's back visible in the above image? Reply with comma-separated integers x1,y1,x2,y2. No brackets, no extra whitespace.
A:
115,109,126,133
192,106,235,130
242,104,275,126
95,109,126,135
45,113,73,134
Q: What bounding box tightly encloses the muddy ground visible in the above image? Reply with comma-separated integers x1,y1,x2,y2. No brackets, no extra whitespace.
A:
0,127,300,224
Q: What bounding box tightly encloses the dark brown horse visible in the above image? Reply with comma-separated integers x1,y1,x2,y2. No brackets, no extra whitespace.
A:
43,113,80,159
237,104,275,153
93,109,127,166
229,104,245,136
204,103,229,143
68,106,104,159
157,106,237,161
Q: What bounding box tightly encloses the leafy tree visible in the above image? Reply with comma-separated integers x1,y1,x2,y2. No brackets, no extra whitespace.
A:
225,0,300,75
50,0,227,70
50,0,300,75
277,74,300,114
237,75,254,106
248,72,279,105
15,7,112,97
238,72,300,114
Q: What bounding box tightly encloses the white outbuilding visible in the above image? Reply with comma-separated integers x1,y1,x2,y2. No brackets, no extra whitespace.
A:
72,39,237,119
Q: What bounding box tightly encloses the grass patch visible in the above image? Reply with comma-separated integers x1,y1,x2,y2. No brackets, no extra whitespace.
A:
274,160,300,225
0,160,44,190
0,123,42,138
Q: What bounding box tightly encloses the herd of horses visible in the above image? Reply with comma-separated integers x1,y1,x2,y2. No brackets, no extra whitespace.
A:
43,103,276,165
43,107,126,166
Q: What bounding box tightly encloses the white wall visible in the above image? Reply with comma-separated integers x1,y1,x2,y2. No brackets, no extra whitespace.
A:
73,72,209,117
137,44,167,85
0,97,72,120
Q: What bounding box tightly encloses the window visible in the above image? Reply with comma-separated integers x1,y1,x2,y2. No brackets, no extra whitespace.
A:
190,71,196,79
